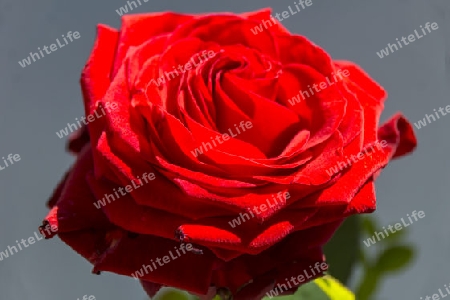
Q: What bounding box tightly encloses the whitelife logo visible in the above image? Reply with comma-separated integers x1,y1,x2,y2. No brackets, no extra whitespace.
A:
56,102,118,139
18,31,81,68
363,210,425,247
93,172,155,209
76,296,95,300
0,153,21,172
228,192,290,228
147,50,216,87
413,104,450,129
131,243,194,279
190,121,253,157
0,224,56,262
250,0,313,35
115,0,149,16
287,69,350,107
265,262,329,298
325,140,388,177
376,22,439,58
420,282,450,300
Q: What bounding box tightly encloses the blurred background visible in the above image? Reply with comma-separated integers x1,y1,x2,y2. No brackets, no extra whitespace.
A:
0,0,448,299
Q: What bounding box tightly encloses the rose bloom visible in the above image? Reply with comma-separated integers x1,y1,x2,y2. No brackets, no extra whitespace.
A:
41,9,417,300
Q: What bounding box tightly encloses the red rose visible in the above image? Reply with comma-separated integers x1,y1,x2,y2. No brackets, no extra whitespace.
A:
41,9,417,299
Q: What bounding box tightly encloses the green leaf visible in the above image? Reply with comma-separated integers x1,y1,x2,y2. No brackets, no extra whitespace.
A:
152,277,355,300
262,276,355,300
361,216,377,236
355,269,379,300
314,276,355,300
262,280,328,300
294,280,330,300
375,245,414,274
323,215,360,284
152,287,198,300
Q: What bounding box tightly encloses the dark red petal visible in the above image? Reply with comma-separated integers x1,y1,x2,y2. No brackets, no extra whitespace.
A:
378,113,417,158
42,145,110,236
67,125,90,154
211,224,338,293
46,168,71,208
92,233,215,295
139,280,163,298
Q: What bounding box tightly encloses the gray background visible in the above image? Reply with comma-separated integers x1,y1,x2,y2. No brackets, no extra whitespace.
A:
0,0,448,299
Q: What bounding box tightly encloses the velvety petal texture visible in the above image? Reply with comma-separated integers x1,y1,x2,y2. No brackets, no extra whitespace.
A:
42,8,417,300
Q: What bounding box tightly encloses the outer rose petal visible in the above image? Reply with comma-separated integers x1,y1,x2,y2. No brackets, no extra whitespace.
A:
242,8,291,36
80,24,119,179
46,169,71,208
378,114,417,158
334,60,387,146
42,145,111,237
81,25,118,118
113,12,195,76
